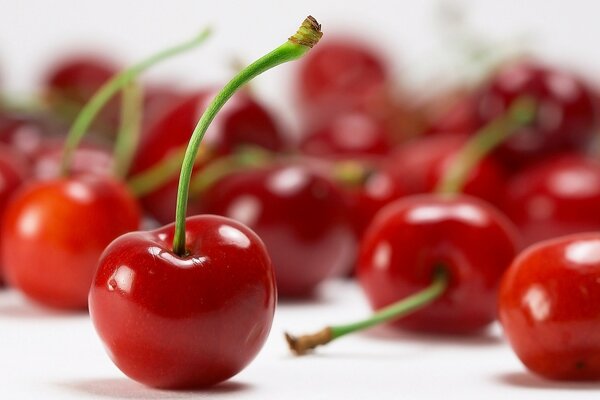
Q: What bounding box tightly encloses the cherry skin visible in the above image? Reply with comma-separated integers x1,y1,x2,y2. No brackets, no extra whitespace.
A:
89,215,276,388
499,233,600,380
475,60,598,168
296,38,388,129
384,134,507,208
199,162,355,297
1,174,140,309
503,154,600,246
299,112,393,160
358,194,520,333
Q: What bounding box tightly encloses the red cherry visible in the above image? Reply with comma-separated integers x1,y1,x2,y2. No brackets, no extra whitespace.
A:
299,112,393,160
358,194,520,333
1,174,140,309
296,38,388,129
199,163,355,297
503,154,600,246
31,141,113,180
384,134,507,207
499,233,600,380
89,215,276,388
0,113,67,160
475,60,598,167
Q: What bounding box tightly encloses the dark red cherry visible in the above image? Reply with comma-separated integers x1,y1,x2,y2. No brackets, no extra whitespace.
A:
384,134,507,207
299,111,393,160
199,162,355,297
358,194,520,333
89,215,276,388
503,153,600,246
500,233,600,380
296,38,388,129
475,60,598,167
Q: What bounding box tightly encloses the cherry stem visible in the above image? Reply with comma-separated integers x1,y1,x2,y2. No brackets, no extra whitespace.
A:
113,82,143,178
58,27,212,176
435,96,536,194
171,16,323,256
188,146,272,196
285,268,449,356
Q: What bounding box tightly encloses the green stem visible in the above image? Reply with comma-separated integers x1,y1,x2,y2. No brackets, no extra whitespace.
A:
172,16,322,256
59,27,212,176
436,96,536,194
113,82,143,178
285,268,449,355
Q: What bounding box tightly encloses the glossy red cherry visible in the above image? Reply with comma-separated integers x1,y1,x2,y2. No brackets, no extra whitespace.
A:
503,154,600,246
384,134,507,207
1,174,140,309
499,233,600,380
299,112,393,160
199,162,355,297
296,38,388,129
475,60,598,167
89,215,276,388
358,194,520,333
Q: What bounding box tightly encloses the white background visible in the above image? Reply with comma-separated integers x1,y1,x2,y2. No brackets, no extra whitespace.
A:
1,1,600,398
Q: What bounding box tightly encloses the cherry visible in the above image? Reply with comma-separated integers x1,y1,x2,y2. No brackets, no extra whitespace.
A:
285,194,520,354
130,89,285,223
89,215,275,387
296,37,388,129
503,154,600,246
199,162,355,297
298,111,393,160
1,174,140,309
384,134,507,207
0,112,67,160
499,233,600,380
475,60,598,167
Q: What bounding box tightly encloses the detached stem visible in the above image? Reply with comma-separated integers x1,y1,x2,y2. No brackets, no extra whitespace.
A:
59,27,212,176
436,96,536,194
171,16,322,255
285,268,449,355
113,82,143,178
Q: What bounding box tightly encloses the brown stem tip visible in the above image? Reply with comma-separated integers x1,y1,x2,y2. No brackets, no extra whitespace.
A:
284,327,333,356
289,16,323,48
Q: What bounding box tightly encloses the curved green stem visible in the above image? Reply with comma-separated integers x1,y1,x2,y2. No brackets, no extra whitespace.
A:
172,16,322,255
285,268,449,355
113,82,143,178
436,96,536,194
59,27,212,176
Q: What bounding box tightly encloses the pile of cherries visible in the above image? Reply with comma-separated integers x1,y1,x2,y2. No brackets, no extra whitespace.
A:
0,17,599,389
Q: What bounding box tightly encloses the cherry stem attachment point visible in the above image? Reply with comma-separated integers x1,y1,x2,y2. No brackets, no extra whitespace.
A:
285,268,449,356
113,82,143,178
171,16,322,256
59,27,212,176
436,96,536,194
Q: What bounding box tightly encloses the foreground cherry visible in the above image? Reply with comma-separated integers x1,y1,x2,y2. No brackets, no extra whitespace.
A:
499,233,600,380
1,174,140,308
89,215,276,388
286,194,520,353
90,16,322,388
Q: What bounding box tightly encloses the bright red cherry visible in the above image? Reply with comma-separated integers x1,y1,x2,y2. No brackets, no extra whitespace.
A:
503,154,600,246
299,112,393,160
499,233,600,380
199,163,355,297
384,134,507,207
89,215,276,388
475,60,598,167
296,38,388,129
358,194,520,333
1,174,140,309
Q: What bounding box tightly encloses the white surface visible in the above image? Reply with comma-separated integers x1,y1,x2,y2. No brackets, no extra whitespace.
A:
1,280,599,399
